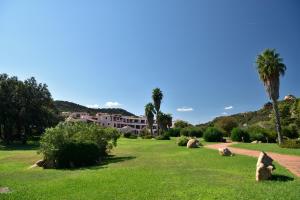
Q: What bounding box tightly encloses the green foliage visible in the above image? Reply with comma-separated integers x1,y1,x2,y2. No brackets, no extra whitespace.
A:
56,142,101,168
0,74,60,144
279,139,300,149
177,136,189,146
215,117,238,136
39,122,120,168
203,127,224,142
174,120,191,129
166,128,181,137
282,124,299,139
54,100,135,116
230,128,250,142
180,127,203,138
123,132,138,139
246,126,277,143
139,128,153,139
155,132,170,140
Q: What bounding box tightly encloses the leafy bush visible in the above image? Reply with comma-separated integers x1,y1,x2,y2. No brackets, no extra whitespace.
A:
230,128,250,142
167,128,181,137
203,127,223,142
155,132,170,140
279,139,300,149
56,142,100,168
180,127,203,138
247,126,276,143
282,125,299,139
215,117,238,137
139,128,153,139
123,132,137,139
39,122,120,168
177,136,189,146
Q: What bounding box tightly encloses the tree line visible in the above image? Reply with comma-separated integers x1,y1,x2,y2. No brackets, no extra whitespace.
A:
0,74,60,144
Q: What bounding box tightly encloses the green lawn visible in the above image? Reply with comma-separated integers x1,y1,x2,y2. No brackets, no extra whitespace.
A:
1,138,300,200
231,143,300,156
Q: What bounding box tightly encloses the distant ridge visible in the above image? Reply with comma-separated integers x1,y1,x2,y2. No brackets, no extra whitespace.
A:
54,100,136,116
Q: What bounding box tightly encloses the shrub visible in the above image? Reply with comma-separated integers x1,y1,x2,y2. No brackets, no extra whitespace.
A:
279,139,300,149
203,127,223,142
230,128,250,142
56,142,100,168
282,125,299,139
215,117,238,137
167,128,181,137
156,132,170,140
123,132,137,139
39,122,120,168
139,128,153,139
180,127,203,138
247,126,276,143
177,136,189,146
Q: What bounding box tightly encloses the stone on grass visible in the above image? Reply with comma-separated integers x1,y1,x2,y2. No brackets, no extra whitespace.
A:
0,187,11,194
251,140,258,144
186,139,200,148
256,152,275,181
218,147,233,156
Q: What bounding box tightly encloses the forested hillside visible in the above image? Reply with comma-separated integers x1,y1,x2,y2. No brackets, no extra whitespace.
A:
54,100,135,116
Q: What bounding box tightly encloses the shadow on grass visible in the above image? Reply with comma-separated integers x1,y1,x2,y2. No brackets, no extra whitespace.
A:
58,155,136,171
0,142,39,151
269,174,294,182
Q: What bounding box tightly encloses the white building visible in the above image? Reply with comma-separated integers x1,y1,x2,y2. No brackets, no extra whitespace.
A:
66,112,157,134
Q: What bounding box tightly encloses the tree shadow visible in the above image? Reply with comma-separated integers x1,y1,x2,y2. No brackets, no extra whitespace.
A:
58,155,136,171
269,174,294,182
0,142,39,151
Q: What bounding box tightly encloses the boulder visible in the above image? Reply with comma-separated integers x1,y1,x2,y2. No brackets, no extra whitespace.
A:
256,152,275,181
251,140,258,144
218,147,233,156
186,139,200,148
0,187,11,194
35,159,45,167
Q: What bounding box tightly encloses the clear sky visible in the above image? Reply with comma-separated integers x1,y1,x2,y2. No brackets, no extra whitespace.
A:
0,0,299,124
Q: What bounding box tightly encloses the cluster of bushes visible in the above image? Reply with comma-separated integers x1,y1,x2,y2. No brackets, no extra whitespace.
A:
139,128,153,139
203,127,224,142
123,132,138,139
280,139,300,149
180,127,203,138
155,132,170,140
230,128,250,142
177,136,189,146
39,122,120,168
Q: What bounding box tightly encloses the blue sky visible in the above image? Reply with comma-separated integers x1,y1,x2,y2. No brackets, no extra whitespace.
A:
0,0,299,124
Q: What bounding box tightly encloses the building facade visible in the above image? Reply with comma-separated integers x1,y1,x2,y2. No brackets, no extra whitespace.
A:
66,112,157,134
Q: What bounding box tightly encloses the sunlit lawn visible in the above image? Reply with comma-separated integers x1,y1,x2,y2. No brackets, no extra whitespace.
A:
0,138,300,200
231,143,300,156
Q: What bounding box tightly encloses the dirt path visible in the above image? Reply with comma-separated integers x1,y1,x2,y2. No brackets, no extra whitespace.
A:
205,143,300,177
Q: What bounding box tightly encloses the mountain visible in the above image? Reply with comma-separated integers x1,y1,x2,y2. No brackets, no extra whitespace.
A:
54,100,136,116
197,97,300,130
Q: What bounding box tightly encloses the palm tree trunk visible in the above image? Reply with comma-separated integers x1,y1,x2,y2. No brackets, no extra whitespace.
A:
150,126,153,136
272,100,283,144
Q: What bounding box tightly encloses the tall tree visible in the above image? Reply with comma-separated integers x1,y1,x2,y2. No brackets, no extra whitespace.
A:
256,49,286,144
145,103,155,136
152,88,163,135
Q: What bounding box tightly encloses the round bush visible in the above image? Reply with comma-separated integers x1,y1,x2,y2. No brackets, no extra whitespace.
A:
246,126,275,143
167,128,181,137
203,127,223,142
230,128,250,142
39,122,120,168
57,142,101,168
282,125,299,139
156,132,170,140
180,127,203,138
177,136,189,146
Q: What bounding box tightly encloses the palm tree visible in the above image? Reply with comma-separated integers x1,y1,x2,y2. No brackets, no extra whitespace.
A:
256,49,286,144
145,103,155,136
152,88,163,135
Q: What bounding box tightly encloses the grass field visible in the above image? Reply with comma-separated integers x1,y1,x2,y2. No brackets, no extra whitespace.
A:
231,143,300,156
1,138,300,200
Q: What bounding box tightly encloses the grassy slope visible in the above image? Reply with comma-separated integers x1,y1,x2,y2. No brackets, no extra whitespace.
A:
231,143,300,156
1,138,300,200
